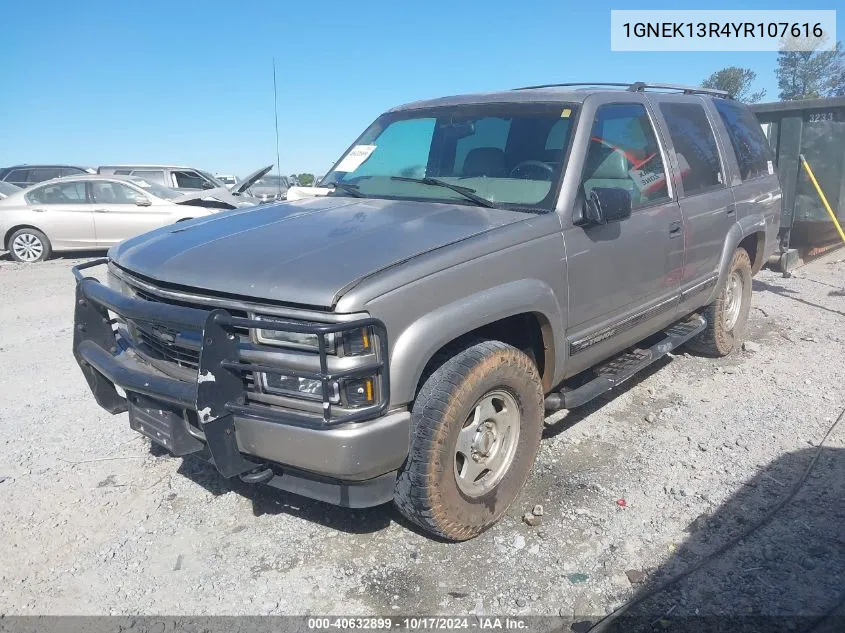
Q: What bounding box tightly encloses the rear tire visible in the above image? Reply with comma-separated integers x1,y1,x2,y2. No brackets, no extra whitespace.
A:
8,228,51,263
394,340,544,541
686,247,752,357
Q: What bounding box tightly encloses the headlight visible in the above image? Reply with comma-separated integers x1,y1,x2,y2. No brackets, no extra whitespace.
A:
340,327,372,356
261,372,340,402
255,318,337,353
255,320,373,357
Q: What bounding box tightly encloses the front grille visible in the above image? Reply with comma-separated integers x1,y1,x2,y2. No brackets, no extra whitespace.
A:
125,283,248,372
135,324,201,369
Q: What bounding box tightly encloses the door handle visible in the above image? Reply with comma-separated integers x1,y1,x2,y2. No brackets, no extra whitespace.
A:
94,208,109,213
32,208,46,213
669,220,682,238
726,204,736,216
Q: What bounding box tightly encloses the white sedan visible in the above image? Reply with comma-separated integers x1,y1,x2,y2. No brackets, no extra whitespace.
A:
0,175,231,262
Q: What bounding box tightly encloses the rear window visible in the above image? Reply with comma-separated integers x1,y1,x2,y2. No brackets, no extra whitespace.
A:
659,102,724,196
714,100,773,181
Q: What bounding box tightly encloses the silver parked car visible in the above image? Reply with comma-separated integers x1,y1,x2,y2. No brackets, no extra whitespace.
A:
0,175,226,262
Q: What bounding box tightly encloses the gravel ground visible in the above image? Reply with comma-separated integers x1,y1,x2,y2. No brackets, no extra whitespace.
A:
1,249,843,625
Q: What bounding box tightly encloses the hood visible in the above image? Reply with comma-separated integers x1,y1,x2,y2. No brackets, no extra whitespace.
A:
172,188,254,209
231,164,273,194
110,196,526,308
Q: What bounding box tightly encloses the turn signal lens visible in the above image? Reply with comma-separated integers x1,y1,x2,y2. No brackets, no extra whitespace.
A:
344,376,376,407
343,327,372,356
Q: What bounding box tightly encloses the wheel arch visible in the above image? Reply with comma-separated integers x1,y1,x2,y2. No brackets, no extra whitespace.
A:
387,279,563,406
4,224,49,250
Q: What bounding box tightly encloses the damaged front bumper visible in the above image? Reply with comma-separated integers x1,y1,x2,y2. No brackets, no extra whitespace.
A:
71,258,410,507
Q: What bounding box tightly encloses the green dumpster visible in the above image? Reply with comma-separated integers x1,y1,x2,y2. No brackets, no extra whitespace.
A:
752,97,845,249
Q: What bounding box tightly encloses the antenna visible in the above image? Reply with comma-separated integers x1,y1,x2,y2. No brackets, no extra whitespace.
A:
272,57,282,199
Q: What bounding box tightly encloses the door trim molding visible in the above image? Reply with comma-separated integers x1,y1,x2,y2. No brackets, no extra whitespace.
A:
568,296,677,356
680,274,718,301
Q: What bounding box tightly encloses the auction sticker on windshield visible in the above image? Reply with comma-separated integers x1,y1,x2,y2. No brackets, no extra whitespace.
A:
335,144,376,172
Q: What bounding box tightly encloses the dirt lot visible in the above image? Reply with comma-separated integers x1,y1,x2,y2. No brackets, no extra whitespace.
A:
1,249,844,626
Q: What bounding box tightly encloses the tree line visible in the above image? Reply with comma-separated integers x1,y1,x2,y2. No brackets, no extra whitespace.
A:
702,41,845,103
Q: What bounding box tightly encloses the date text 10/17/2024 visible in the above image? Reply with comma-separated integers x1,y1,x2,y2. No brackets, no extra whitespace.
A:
307,617,529,630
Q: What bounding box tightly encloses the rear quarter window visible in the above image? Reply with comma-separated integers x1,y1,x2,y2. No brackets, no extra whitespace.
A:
714,100,773,181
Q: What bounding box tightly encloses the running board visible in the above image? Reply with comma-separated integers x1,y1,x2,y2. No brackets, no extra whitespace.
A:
545,314,706,411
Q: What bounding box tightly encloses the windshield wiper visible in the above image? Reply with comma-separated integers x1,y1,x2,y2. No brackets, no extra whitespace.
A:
390,176,498,208
325,182,365,197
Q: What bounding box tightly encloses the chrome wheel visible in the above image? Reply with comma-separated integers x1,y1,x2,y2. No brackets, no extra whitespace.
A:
454,389,521,497
723,270,743,330
12,232,44,262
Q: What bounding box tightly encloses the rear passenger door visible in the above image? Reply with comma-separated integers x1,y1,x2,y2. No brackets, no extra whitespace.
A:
652,96,735,305
711,99,781,259
26,181,96,249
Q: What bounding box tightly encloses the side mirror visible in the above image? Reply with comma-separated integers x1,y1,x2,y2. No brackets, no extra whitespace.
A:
134,195,152,207
583,188,632,225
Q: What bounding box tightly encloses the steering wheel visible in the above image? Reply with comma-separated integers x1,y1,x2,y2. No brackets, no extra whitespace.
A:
508,160,554,180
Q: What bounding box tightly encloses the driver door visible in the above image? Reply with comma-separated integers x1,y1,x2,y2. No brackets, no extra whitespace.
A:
563,99,683,376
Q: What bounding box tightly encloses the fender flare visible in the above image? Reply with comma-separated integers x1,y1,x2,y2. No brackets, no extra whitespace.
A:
706,218,766,304
388,279,564,405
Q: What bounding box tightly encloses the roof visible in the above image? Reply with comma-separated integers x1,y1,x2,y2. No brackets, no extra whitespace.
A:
390,82,729,112
98,165,196,170
389,89,591,112
751,96,845,115
27,174,155,186
0,164,90,170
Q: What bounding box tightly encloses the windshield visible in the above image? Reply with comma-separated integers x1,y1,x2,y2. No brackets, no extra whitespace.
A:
255,175,289,187
321,103,577,211
197,169,225,188
129,178,181,200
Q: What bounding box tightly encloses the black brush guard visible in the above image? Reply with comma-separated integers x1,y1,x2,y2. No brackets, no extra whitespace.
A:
72,258,390,478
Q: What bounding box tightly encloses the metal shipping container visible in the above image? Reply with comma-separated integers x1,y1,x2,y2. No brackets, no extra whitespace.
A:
752,97,845,250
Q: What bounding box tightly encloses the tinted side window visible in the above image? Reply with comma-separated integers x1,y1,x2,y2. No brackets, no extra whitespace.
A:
659,102,724,196
4,169,30,185
28,167,62,183
60,167,87,177
580,103,670,209
714,100,773,181
172,170,207,189
28,181,88,204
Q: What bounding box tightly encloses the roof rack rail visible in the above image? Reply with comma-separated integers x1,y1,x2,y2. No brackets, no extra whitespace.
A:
514,82,632,91
513,81,731,98
627,82,730,97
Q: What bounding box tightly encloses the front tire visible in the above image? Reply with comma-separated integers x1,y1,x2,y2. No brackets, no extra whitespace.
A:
686,247,752,357
8,228,51,263
394,340,544,541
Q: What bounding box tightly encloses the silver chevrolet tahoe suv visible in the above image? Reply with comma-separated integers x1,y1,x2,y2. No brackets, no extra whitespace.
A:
72,82,781,540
